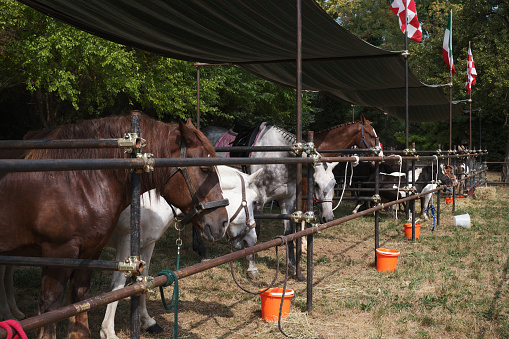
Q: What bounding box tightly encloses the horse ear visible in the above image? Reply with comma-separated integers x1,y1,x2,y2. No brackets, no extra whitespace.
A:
360,113,366,124
328,162,339,171
248,168,264,186
179,119,198,146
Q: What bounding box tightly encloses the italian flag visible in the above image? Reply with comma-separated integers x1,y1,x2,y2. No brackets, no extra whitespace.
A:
442,10,455,75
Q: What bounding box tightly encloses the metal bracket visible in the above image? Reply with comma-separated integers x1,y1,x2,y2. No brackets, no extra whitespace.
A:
290,211,303,222
118,256,146,278
291,142,303,155
118,133,146,154
371,194,381,205
310,152,322,167
303,142,316,155
136,275,156,298
401,50,410,58
137,153,155,172
302,211,316,223
372,145,383,157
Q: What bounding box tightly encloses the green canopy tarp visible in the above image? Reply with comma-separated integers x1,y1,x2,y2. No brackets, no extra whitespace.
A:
18,0,464,122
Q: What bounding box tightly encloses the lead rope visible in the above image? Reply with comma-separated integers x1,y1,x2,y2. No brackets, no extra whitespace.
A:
333,156,358,211
229,239,281,294
157,222,183,339
276,237,323,339
395,155,403,220
0,320,28,339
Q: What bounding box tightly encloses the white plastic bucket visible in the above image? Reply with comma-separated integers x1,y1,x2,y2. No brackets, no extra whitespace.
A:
453,214,470,228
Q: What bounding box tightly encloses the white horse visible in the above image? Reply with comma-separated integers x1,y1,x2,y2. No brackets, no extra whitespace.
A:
99,165,261,338
203,124,338,275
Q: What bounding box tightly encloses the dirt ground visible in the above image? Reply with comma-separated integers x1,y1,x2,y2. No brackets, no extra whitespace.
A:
14,171,508,339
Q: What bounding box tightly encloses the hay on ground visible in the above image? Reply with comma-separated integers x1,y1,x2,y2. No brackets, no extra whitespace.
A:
474,186,496,200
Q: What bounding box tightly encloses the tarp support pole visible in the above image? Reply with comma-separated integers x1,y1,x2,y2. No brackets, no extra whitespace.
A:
129,112,142,339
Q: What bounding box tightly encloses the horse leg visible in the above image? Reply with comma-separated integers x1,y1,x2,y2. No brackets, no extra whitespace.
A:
280,200,302,279
300,221,307,254
101,240,131,339
0,265,14,320
68,268,94,339
38,267,73,339
138,242,163,334
5,266,25,320
192,227,208,260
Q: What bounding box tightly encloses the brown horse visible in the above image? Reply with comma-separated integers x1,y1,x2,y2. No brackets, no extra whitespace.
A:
311,114,381,156
0,113,228,339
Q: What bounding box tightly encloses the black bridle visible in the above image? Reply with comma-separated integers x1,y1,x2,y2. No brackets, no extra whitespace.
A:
167,141,229,226
358,123,376,149
228,172,256,242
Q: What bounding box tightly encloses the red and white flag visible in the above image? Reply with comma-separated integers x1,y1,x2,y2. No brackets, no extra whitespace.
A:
442,10,455,75
389,0,422,43
465,44,477,92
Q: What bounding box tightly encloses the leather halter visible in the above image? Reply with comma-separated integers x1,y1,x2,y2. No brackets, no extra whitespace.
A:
167,141,229,226
228,172,256,242
358,123,374,149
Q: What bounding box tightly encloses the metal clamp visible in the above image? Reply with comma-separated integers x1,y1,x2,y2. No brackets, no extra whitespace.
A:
137,153,155,172
302,211,316,223
371,194,381,205
303,142,316,155
136,275,156,297
372,145,383,156
290,211,303,222
310,152,322,167
118,133,146,154
401,50,410,58
291,142,304,155
118,256,146,278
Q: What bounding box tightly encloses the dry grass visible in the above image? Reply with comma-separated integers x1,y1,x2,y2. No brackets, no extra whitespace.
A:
13,172,509,338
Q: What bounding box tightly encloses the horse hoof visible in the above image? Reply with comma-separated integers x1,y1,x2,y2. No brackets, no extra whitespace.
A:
145,323,164,334
295,274,306,282
248,270,259,278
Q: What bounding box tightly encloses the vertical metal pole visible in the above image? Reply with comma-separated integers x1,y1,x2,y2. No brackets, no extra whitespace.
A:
196,66,201,130
404,3,410,221
374,152,380,265
449,10,453,158
411,144,416,241
352,105,355,123
437,148,441,227
130,112,142,339
295,0,304,281
306,131,314,314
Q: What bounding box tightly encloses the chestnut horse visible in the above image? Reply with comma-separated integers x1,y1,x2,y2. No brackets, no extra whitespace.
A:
0,114,228,339
312,114,382,156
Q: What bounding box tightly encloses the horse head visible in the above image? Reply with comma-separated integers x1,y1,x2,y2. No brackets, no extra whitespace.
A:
313,162,339,223
440,164,458,187
159,119,229,242
357,114,382,156
313,114,382,157
218,167,263,251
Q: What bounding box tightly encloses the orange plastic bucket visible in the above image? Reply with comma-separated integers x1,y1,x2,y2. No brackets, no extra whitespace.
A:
445,197,453,204
259,288,294,322
404,223,421,239
376,248,400,272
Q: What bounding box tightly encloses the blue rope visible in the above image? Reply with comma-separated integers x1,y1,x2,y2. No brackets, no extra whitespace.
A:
425,204,436,231
157,243,180,339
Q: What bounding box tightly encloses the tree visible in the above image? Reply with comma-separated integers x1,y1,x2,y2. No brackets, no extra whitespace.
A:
0,0,310,138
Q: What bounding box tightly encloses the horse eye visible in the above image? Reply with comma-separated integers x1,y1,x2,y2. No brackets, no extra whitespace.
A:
200,166,211,173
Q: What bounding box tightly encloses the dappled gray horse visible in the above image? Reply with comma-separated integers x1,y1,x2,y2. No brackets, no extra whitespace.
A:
202,123,338,275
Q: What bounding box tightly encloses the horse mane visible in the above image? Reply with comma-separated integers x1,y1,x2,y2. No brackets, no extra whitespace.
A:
270,125,297,144
316,120,366,135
